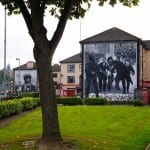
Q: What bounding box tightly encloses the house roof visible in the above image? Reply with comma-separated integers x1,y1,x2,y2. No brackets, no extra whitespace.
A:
14,61,61,72
143,40,150,50
13,61,37,70
60,53,81,63
80,27,142,43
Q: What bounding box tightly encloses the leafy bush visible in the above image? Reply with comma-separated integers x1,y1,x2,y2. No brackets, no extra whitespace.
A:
56,97,83,105
0,97,41,119
108,100,133,105
0,101,22,119
21,92,40,98
33,98,41,107
85,97,108,105
133,99,144,106
18,97,36,111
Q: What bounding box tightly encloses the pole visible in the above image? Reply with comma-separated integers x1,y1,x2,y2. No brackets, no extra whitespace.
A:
4,4,7,96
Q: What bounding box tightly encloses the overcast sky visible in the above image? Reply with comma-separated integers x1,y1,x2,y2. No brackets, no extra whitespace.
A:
0,0,150,69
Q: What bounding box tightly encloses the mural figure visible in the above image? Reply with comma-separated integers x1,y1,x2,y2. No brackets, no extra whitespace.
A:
106,56,114,90
113,55,125,91
22,74,36,92
97,57,107,92
85,55,98,97
122,59,135,93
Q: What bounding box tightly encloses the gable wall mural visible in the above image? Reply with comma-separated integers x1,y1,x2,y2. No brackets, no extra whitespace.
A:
14,70,37,93
83,41,137,100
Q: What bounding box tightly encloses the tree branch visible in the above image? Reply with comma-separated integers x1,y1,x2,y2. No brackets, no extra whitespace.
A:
49,0,75,56
15,0,34,40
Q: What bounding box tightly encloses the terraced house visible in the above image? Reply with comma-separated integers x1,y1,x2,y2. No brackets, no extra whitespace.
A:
59,53,82,97
13,27,150,102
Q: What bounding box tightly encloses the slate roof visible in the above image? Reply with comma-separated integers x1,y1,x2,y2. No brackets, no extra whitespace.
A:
14,61,61,71
13,61,37,70
60,53,81,63
143,40,150,50
80,27,142,43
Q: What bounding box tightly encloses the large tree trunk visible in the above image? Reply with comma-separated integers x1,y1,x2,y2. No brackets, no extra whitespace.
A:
34,35,61,143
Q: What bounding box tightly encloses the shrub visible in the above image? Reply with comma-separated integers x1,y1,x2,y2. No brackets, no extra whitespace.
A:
33,98,41,107
18,97,35,111
0,97,40,119
85,97,108,105
21,92,40,98
0,101,22,119
133,99,144,106
56,97,83,105
108,100,133,105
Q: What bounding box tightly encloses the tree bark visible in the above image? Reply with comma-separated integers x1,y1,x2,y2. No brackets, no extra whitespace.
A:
33,30,61,143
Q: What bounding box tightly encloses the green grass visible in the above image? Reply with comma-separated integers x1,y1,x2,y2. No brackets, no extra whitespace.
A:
0,106,150,149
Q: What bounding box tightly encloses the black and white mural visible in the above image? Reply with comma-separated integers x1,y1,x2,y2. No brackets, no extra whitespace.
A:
83,41,137,100
14,70,37,92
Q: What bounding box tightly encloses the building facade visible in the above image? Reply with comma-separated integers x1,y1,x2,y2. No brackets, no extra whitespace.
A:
13,61,61,94
13,61,38,93
13,27,150,99
59,53,82,97
141,40,150,88
80,27,150,100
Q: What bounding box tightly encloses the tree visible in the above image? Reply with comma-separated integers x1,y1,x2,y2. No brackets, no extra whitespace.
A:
0,64,13,84
0,0,139,147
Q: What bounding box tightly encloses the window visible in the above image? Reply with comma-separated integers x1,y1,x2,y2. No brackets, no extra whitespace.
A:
52,73,57,78
67,64,75,72
67,76,75,83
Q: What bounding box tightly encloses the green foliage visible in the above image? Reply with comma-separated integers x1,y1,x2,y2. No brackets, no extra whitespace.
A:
21,92,40,98
108,100,133,105
0,97,40,119
32,98,41,107
98,0,139,7
56,97,83,105
18,97,39,111
133,99,144,106
0,69,13,84
0,100,22,119
85,97,108,105
0,0,139,19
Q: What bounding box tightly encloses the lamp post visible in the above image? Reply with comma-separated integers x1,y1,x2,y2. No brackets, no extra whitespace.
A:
3,4,7,96
16,58,20,67
16,58,21,93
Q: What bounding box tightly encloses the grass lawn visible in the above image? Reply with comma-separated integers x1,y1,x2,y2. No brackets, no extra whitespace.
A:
0,106,150,149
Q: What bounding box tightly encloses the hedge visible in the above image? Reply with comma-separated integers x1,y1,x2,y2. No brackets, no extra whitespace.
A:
17,97,40,111
133,99,144,106
56,97,83,105
0,97,40,119
108,100,133,105
0,96,145,120
0,101,22,119
84,97,108,105
21,92,40,98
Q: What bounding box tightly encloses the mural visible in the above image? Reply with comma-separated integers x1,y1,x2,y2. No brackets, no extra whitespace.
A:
14,70,37,92
83,41,137,100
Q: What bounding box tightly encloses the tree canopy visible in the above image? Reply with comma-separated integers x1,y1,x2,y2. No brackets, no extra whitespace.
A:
2,0,139,17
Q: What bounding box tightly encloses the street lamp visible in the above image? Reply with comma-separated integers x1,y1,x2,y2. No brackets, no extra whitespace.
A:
16,58,20,66
16,58,21,93
3,4,7,97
